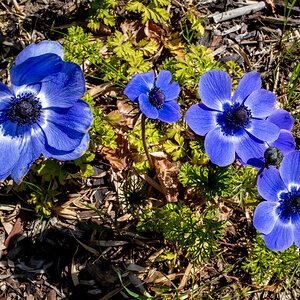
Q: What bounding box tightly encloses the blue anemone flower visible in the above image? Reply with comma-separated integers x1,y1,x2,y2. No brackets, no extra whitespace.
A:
253,150,300,251
0,41,93,183
185,69,289,167
123,70,181,123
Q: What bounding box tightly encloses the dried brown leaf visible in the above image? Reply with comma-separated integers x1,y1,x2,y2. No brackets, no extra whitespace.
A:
152,157,179,203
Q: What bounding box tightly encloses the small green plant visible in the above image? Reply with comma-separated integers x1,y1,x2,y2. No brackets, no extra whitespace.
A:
163,125,186,161
88,0,119,29
74,151,95,178
25,181,59,217
162,45,242,92
243,233,300,285
120,175,149,215
83,94,117,150
137,201,226,263
179,163,233,198
63,26,103,66
126,0,170,24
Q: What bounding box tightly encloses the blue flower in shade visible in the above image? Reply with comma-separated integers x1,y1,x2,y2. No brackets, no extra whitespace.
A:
185,69,290,167
123,70,181,123
0,41,93,183
253,150,300,251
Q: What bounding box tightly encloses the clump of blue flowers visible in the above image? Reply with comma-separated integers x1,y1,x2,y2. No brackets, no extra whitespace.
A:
185,70,295,167
124,70,181,123
0,41,93,183
253,150,300,251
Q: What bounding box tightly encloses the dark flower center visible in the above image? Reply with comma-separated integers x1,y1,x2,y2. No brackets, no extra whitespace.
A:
6,92,42,126
294,195,300,210
264,147,283,168
149,87,165,110
218,103,252,136
278,188,300,219
232,109,248,124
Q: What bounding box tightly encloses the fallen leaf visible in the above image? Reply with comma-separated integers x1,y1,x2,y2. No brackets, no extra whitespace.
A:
152,156,179,203
101,134,134,171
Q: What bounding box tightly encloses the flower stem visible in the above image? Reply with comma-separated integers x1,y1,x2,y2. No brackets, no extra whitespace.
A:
141,114,154,170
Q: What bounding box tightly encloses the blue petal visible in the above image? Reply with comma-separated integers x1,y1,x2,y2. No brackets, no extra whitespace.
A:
267,109,294,131
269,129,295,155
204,126,235,166
138,94,158,119
38,62,85,108
124,72,155,102
155,70,172,90
161,82,180,101
257,167,288,202
158,101,181,123
166,100,180,112
43,100,93,134
10,53,63,88
253,201,279,234
10,125,45,183
15,41,64,65
263,218,294,251
0,127,21,178
0,83,14,110
235,130,266,169
44,133,90,161
232,72,261,104
185,104,218,136
198,70,232,111
279,150,300,189
291,214,300,248
246,119,280,142
40,121,85,152
244,89,276,118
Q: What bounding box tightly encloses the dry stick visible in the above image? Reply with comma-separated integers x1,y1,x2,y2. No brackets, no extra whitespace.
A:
212,1,265,23
141,114,154,170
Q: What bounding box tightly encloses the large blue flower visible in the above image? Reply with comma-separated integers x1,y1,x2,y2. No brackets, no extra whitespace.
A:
185,70,291,167
253,150,300,251
0,41,93,183
124,70,181,123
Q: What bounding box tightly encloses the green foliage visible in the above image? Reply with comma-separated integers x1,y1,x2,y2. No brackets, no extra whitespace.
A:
25,181,59,217
88,0,118,29
179,163,233,197
161,45,222,90
161,45,242,92
120,175,149,214
163,126,186,161
188,140,209,165
82,94,117,150
74,151,95,177
227,166,259,207
36,160,67,185
63,26,103,65
243,233,300,285
137,202,226,263
126,0,170,24
105,30,155,80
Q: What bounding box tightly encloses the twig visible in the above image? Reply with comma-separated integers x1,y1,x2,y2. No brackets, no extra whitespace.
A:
11,0,25,16
212,1,265,23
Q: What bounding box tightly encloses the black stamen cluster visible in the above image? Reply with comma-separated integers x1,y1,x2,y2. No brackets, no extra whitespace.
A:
279,189,300,218
149,87,165,110
6,93,42,126
224,103,251,130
